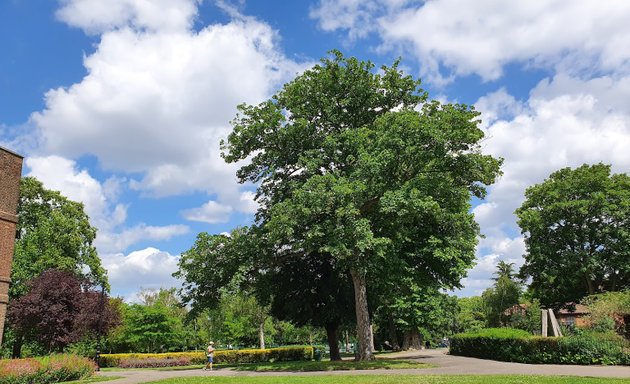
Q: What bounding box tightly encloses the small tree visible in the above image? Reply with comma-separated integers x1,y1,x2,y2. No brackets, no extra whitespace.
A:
7,269,119,355
12,177,108,298
482,261,521,327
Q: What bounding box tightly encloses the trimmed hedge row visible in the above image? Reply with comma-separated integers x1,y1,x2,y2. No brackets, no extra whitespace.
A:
450,328,630,365
100,345,315,368
0,354,96,384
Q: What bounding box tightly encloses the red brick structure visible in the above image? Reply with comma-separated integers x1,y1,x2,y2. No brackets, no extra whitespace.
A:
557,304,591,328
0,146,23,345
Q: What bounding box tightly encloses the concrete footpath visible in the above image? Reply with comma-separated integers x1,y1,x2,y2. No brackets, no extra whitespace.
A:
96,348,630,384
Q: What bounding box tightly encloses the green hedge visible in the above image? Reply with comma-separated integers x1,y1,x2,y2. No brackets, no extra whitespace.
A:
100,345,315,368
450,328,630,365
0,354,96,384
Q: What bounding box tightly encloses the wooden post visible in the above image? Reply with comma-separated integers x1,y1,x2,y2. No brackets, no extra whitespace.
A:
541,309,548,337
548,309,563,337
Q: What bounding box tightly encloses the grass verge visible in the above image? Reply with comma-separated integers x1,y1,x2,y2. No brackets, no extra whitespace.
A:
231,359,431,371
101,359,430,372
144,375,630,384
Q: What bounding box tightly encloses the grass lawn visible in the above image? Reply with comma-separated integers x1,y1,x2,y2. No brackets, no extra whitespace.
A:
230,359,431,371
101,359,431,372
143,375,630,384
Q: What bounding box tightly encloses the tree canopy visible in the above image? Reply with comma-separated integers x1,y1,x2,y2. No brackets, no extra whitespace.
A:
11,177,108,298
482,261,522,327
220,51,502,360
516,163,630,308
7,269,119,355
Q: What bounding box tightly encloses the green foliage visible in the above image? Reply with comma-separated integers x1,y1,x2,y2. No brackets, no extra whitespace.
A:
221,50,502,360
106,301,179,354
174,231,251,317
450,329,630,365
482,262,522,327
11,177,107,298
0,354,96,384
505,300,541,334
455,296,486,333
516,164,630,307
378,285,458,347
582,291,630,336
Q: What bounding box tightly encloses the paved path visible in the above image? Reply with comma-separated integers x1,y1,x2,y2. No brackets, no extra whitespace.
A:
96,349,630,384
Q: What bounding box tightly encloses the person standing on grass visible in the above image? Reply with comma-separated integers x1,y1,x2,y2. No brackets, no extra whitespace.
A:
204,341,215,371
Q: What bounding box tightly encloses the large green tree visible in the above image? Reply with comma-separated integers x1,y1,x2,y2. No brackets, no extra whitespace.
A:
11,177,108,298
516,163,630,307
222,51,502,360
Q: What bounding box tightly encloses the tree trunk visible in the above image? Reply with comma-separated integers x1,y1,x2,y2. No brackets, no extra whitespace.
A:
388,316,401,351
350,268,374,361
259,321,265,349
369,324,376,352
325,322,342,361
401,329,423,350
345,330,350,353
12,333,23,358
585,273,595,295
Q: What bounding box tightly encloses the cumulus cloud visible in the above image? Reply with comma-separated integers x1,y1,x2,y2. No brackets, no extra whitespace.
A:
56,0,199,34
311,0,630,83
31,0,309,222
25,155,189,254
103,247,181,299
25,155,126,231
95,223,189,254
181,200,233,224
463,73,630,295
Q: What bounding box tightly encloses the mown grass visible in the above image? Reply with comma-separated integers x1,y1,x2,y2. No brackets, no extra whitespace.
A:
144,375,630,384
101,358,429,372
230,359,431,371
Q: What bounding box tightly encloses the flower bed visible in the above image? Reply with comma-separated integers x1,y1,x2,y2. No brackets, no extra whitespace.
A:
100,345,316,368
0,354,96,384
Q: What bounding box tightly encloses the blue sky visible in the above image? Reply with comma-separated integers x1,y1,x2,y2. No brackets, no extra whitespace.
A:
2,0,629,300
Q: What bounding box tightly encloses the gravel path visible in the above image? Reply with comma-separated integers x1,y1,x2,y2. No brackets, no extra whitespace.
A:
96,349,630,384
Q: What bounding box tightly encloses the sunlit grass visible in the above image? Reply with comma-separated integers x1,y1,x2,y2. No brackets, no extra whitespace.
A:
144,375,630,384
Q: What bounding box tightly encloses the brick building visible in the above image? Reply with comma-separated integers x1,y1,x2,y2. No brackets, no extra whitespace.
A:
0,146,23,345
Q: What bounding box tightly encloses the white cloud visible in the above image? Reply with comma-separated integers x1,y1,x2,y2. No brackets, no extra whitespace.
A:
310,0,387,41
311,0,630,83
25,155,189,254
181,200,233,224
56,0,199,34
95,223,189,253
103,247,181,299
459,73,630,296
238,191,258,214
31,0,309,216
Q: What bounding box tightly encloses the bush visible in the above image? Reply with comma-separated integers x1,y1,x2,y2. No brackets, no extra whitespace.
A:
450,328,630,365
0,354,96,384
100,345,315,368
118,357,191,368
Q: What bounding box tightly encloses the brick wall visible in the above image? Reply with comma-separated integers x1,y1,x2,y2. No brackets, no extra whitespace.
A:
0,146,23,346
